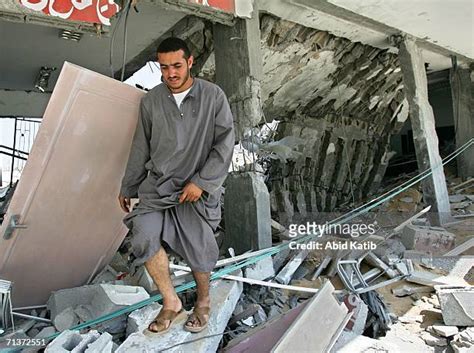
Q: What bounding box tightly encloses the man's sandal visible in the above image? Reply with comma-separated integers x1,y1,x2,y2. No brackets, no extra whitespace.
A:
184,306,210,333
145,308,186,335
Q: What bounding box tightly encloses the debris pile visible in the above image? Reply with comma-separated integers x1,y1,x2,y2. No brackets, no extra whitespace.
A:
0,175,473,352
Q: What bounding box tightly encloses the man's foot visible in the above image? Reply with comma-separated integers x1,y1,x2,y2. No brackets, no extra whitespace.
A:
184,297,210,333
148,297,184,334
184,307,210,333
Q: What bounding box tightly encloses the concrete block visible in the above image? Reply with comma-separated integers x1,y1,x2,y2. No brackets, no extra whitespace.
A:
84,332,113,353
45,330,100,353
244,257,275,281
431,325,459,337
92,284,149,333
53,307,80,331
436,286,474,326
117,279,243,353
398,315,423,324
36,326,57,338
451,328,474,353
49,284,149,333
401,224,455,255
73,305,94,322
47,285,96,319
126,302,162,337
91,284,149,314
275,250,309,285
421,331,448,347
224,172,272,255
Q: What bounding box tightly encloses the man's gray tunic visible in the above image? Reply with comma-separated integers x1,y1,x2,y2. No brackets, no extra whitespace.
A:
120,78,234,272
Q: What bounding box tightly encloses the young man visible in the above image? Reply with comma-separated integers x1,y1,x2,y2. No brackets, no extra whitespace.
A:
118,37,234,333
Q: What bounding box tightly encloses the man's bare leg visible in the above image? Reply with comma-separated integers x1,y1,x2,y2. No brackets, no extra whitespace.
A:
145,247,182,331
185,271,211,329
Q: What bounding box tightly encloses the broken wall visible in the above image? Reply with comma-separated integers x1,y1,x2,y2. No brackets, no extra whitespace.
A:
259,15,408,224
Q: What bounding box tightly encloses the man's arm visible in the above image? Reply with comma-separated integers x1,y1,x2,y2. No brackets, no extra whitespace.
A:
189,89,235,195
119,100,152,210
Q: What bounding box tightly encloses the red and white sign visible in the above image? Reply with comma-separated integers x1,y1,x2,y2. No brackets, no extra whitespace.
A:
19,0,120,25
189,0,235,13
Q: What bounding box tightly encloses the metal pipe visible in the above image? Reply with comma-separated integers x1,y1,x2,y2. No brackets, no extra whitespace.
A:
12,312,51,323
10,118,18,187
13,304,47,311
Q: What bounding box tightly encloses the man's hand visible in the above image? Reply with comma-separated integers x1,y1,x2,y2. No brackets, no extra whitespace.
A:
118,195,131,213
179,182,203,203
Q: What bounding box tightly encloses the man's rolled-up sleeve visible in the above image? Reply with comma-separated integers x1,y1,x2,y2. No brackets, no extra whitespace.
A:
120,100,152,198
191,90,235,193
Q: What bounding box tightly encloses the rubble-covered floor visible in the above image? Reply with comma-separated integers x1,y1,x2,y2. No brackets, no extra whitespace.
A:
0,174,473,352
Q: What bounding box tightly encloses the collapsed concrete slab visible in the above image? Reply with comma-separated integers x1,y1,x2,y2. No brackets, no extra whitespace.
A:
436,286,474,326
273,281,349,352
401,224,455,255
117,279,242,352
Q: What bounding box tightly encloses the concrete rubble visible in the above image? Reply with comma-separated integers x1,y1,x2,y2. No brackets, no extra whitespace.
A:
401,224,456,255
436,285,474,326
44,330,114,353
48,284,149,334
1,176,472,353
451,328,474,353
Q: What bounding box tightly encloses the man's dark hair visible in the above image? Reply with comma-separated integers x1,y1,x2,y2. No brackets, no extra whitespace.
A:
157,37,191,59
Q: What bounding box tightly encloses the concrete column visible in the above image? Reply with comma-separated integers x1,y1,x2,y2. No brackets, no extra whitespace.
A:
213,14,263,140
450,64,474,179
398,37,451,225
224,172,272,255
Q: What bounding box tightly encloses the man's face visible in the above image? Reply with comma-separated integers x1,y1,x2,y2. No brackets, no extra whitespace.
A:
157,50,193,92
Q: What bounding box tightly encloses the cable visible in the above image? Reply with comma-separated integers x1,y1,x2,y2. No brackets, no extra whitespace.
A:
109,1,127,78
120,1,133,82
